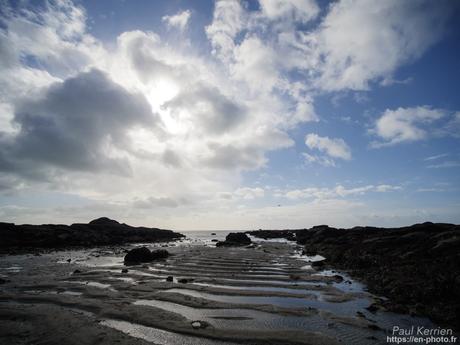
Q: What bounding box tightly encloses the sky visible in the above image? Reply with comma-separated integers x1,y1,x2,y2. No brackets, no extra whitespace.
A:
0,0,459,230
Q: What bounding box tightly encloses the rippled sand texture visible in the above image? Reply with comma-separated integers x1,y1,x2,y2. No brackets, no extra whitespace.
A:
0,239,434,345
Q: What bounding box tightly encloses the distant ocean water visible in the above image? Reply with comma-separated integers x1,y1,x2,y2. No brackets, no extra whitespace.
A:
181,230,247,242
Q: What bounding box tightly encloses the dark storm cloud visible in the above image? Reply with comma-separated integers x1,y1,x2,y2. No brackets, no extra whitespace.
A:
0,68,162,178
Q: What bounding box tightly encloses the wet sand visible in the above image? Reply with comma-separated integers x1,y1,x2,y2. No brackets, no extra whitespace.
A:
0,238,436,344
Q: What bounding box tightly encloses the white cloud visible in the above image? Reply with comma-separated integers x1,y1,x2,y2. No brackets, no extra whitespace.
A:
375,185,402,193
162,10,192,31
231,36,280,94
283,184,401,200
427,161,460,169
0,0,305,214
371,106,444,147
233,187,265,200
259,0,319,24
304,133,351,166
424,153,449,161
308,0,453,91
0,69,161,177
205,0,245,62
303,153,336,167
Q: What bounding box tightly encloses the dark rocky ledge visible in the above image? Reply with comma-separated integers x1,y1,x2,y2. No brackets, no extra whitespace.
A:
250,222,460,330
0,217,184,253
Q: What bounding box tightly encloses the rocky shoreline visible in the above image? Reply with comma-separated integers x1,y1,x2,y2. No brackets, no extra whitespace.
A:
0,217,184,254
249,222,460,330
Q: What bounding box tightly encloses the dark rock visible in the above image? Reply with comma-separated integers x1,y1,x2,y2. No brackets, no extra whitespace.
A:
89,217,120,226
246,229,296,241
311,260,325,269
121,268,128,273
211,233,216,235
124,247,169,265
368,324,381,331
211,239,218,242
226,232,251,244
166,276,173,282
0,218,184,253
73,269,81,274
0,278,10,284
215,232,251,247
124,247,152,264
178,278,188,284
366,304,379,313
150,249,169,260
332,274,344,283
297,222,460,330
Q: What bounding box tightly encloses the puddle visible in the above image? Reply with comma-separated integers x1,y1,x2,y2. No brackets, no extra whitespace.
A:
134,299,330,331
124,270,166,278
111,277,137,284
132,300,398,344
148,267,291,279
191,282,318,295
204,277,326,286
177,262,286,272
60,290,83,296
22,289,83,296
290,253,326,262
78,256,123,267
64,280,116,291
100,319,240,345
314,270,366,293
163,288,369,317
0,266,23,273
271,262,288,266
247,235,296,245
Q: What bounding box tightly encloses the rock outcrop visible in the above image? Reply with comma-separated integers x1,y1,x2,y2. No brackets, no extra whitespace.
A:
246,229,296,241
216,232,251,246
124,247,169,265
0,218,184,252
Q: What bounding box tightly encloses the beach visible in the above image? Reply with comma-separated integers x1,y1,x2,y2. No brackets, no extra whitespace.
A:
0,232,442,345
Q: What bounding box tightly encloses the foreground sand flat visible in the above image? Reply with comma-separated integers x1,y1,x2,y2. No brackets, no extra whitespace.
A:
0,239,436,345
